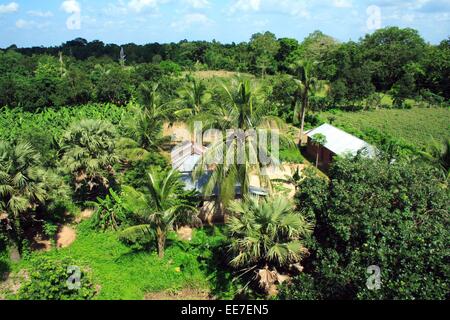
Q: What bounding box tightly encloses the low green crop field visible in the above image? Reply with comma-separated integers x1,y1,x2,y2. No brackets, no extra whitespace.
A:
6,223,233,300
320,107,450,150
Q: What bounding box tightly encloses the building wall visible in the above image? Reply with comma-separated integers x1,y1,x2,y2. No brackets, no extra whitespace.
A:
306,137,335,171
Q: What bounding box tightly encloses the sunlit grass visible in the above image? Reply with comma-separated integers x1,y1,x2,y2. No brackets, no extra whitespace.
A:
320,106,450,150
10,223,228,300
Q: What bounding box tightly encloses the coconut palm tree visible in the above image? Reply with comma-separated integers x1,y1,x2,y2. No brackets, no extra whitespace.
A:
291,60,328,144
60,119,119,199
175,77,211,118
311,133,327,168
0,141,46,253
121,168,196,258
123,83,168,151
227,196,312,293
194,78,291,215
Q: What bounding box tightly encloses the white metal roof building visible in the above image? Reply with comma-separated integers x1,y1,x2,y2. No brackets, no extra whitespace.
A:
306,124,377,158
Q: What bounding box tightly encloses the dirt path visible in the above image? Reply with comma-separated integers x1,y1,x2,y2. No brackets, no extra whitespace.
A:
75,208,94,223
56,226,77,248
145,288,212,300
177,226,193,241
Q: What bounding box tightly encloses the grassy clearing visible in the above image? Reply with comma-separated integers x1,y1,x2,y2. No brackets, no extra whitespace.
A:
187,70,254,80
280,146,304,164
7,223,232,300
320,107,450,150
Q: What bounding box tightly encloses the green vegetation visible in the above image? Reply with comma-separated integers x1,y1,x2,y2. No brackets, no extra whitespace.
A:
0,26,448,300
279,146,304,164
6,223,231,300
281,156,449,300
227,197,312,295
17,257,96,300
319,107,450,151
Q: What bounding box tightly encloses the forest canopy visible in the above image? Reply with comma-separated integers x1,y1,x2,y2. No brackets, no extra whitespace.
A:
1,27,448,112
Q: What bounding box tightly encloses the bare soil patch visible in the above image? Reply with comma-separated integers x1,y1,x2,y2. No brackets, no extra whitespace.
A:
0,270,28,300
56,226,77,248
177,226,193,241
75,208,94,223
145,288,212,300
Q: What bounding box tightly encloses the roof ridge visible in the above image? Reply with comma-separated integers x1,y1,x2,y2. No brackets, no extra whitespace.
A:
310,123,370,145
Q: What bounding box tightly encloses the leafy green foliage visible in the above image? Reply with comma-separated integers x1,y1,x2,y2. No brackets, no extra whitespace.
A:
17,257,96,300
279,145,304,164
89,189,127,231
227,197,312,269
121,168,197,258
60,119,119,199
0,141,69,252
286,156,450,300
11,223,229,299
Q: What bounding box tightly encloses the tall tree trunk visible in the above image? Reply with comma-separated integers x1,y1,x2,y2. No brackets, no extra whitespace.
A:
156,229,166,259
299,94,308,146
316,148,319,168
13,217,23,255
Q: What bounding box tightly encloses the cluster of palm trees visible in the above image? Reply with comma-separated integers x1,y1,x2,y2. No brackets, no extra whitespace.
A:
1,66,323,294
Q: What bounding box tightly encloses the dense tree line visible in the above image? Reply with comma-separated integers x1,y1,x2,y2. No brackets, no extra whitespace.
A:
1,27,448,113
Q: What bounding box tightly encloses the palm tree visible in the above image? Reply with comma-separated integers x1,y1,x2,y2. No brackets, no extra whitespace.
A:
291,60,328,144
227,196,312,293
0,141,46,253
121,168,196,258
194,78,290,216
311,133,327,168
60,119,119,198
175,77,211,118
123,83,168,151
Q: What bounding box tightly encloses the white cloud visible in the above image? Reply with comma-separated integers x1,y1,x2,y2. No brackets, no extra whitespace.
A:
128,0,162,13
230,0,261,13
27,10,54,17
15,18,50,29
170,13,212,31
332,0,352,8
61,0,81,13
0,2,19,14
15,19,28,28
228,0,309,18
184,0,210,9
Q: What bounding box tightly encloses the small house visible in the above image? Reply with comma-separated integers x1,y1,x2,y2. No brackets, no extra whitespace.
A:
172,141,268,199
305,124,377,171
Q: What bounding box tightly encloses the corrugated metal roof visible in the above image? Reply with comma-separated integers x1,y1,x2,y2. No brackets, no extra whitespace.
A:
181,172,268,197
172,142,207,173
306,123,377,157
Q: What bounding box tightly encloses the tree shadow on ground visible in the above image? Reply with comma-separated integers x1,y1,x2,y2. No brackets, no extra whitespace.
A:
190,226,239,299
0,259,11,281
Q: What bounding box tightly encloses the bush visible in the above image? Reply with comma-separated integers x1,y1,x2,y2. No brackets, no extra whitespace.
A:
17,257,96,300
292,157,450,300
278,273,320,300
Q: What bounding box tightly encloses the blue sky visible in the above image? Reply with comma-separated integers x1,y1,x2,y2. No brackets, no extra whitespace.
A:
0,0,449,47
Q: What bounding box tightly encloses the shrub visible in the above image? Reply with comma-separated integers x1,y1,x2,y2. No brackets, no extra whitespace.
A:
17,257,96,300
291,157,450,300
88,189,127,231
278,273,320,300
